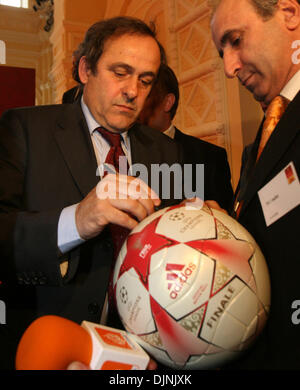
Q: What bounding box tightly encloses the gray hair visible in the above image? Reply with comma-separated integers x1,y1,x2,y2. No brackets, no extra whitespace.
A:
208,0,300,20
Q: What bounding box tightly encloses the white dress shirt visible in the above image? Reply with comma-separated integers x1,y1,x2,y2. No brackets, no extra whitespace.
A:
163,124,176,139
280,69,300,101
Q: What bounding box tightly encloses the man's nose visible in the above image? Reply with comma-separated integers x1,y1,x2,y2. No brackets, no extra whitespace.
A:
123,77,138,101
223,49,242,78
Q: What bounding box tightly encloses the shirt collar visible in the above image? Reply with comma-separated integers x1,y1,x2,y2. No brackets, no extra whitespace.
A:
80,96,130,147
280,69,300,102
163,124,176,139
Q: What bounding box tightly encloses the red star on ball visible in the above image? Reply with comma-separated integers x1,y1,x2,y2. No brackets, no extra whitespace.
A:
118,216,179,288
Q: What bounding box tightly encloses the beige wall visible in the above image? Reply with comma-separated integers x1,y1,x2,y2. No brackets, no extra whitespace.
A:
0,0,264,191
49,0,108,102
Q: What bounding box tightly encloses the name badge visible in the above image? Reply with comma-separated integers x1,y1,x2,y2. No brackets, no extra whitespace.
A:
258,162,300,227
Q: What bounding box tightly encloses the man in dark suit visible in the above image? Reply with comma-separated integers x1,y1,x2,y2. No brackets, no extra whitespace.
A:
62,85,82,103
210,0,300,369
0,17,183,369
139,64,233,212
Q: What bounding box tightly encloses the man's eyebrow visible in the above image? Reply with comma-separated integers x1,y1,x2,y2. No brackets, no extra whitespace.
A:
109,63,156,78
109,63,134,72
218,29,241,58
139,71,157,79
221,29,236,46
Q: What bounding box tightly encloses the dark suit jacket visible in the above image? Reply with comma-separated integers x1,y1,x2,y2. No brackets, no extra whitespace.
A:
229,91,300,369
174,128,233,211
0,102,183,369
62,85,82,104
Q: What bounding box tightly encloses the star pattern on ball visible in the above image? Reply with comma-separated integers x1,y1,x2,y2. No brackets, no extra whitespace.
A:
118,216,179,288
150,296,224,365
186,239,257,295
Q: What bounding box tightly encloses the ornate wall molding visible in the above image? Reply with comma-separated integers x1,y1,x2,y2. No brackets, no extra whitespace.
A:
166,1,222,141
163,0,244,187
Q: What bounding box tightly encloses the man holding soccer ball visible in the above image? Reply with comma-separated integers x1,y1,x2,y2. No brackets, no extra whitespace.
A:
210,0,300,369
0,17,182,370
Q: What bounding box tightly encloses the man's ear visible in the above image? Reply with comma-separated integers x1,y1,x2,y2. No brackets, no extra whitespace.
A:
278,0,300,30
163,93,176,113
78,56,90,85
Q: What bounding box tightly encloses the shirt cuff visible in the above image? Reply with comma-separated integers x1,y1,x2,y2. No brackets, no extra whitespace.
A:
58,204,85,254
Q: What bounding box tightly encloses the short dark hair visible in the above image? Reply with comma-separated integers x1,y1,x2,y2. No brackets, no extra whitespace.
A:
72,16,167,84
148,64,179,119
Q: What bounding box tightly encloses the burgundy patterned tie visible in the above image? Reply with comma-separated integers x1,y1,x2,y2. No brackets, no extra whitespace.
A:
96,127,130,320
96,127,130,256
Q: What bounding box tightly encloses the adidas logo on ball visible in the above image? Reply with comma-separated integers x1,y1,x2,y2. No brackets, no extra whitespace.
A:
166,263,196,300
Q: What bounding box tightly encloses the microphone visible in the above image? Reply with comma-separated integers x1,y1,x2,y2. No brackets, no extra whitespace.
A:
15,315,149,370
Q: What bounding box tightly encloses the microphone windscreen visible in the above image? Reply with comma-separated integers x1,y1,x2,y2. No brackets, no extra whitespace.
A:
15,315,93,370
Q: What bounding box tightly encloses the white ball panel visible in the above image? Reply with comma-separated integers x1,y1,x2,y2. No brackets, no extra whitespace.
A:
200,278,245,343
130,207,167,234
156,208,217,242
186,350,238,370
149,247,169,274
166,253,215,319
226,285,259,326
212,311,246,350
149,244,201,312
116,269,155,334
241,315,258,344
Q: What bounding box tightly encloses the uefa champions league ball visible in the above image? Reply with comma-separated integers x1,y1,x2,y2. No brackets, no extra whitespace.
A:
113,203,271,369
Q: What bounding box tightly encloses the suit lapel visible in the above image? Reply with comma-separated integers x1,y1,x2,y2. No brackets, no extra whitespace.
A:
174,127,181,141
239,91,300,216
54,102,99,197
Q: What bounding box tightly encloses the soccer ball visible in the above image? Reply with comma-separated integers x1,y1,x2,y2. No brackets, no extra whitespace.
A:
113,203,271,369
